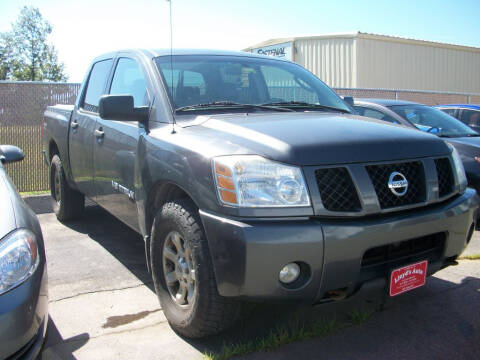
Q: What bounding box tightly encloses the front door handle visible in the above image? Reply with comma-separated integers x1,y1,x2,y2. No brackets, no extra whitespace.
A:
94,128,104,139
71,121,79,130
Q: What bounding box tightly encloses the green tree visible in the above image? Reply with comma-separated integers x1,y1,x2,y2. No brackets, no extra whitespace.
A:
0,32,15,80
0,6,67,81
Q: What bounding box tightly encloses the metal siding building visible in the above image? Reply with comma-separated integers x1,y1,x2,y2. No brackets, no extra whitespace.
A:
244,32,480,93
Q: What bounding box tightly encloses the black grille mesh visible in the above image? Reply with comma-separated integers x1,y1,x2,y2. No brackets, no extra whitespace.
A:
361,233,445,268
315,167,361,212
366,161,426,209
435,158,455,198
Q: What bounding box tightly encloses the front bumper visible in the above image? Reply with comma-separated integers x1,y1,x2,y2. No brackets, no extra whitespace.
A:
0,263,48,360
200,188,479,303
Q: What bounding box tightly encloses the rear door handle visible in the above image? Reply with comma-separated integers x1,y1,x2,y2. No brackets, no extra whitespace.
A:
94,128,104,138
71,121,79,129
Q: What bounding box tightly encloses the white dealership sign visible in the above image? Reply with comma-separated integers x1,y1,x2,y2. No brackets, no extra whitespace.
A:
251,42,292,61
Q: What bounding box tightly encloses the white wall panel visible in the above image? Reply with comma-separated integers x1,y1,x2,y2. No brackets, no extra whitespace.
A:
294,38,356,88
356,38,480,93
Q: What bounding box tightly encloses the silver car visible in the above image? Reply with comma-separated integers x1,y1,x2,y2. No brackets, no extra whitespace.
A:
0,145,48,359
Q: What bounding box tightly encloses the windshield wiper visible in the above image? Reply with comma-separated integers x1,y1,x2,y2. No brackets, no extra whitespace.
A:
261,101,350,113
175,101,294,113
465,133,480,137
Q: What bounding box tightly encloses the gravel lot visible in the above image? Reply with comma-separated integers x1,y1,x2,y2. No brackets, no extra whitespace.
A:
25,196,480,360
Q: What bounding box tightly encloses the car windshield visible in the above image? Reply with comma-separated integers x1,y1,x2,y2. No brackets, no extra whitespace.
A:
389,105,479,137
154,55,351,114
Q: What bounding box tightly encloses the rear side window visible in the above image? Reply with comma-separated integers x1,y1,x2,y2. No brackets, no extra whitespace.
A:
441,108,457,118
109,58,148,107
82,59,113,113
354,106,399,124
460,109,480,127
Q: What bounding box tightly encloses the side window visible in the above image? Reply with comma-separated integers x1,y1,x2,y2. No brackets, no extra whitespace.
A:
357,107,399,124
353,106,365,116
441,108,457,118
82,59,113,113
110,58,148,107
460,110,480,127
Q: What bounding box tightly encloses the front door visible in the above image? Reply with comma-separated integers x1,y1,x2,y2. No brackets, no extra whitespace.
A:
69,59,113,198
93,57,149,231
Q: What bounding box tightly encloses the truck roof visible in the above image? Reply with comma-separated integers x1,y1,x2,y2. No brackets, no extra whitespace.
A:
92,48,283,62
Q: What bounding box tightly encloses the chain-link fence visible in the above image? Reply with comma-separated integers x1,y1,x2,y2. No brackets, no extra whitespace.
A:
0,82,80,192
0,81,479,192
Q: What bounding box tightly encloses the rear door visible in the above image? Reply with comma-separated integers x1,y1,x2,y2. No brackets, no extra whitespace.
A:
93,57,150,231
69,59,113,198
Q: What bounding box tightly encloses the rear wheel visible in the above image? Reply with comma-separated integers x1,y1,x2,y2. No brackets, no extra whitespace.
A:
150,199,242,338
50,154,84,221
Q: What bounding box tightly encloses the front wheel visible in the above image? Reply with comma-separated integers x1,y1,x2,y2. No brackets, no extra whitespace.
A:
50,154,84,221
150,199,242,338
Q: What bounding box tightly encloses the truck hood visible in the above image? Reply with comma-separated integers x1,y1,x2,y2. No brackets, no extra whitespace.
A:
447,136,480,151
187,112,450,166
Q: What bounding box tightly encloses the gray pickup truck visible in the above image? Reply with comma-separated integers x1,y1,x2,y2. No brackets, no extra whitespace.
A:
42,49,478,338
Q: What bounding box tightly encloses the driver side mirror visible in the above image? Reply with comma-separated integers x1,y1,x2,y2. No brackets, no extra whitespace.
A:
99,95,148,123
0,145,24,164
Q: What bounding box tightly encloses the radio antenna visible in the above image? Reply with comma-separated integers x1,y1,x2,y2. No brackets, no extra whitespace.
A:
167,0,176,132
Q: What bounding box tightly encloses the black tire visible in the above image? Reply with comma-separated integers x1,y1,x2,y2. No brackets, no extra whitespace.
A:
150,199,242,338
50,154,84,221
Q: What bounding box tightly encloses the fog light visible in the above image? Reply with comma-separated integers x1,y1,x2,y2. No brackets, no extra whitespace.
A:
279,263,300,284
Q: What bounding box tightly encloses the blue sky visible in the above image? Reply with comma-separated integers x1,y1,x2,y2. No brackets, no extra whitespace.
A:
1,0,479,82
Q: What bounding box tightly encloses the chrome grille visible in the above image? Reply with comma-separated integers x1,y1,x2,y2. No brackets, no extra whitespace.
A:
366,161,426,209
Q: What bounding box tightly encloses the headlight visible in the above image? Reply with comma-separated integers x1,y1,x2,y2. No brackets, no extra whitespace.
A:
213,155,310,207
0,229,40,295
447,144,467,194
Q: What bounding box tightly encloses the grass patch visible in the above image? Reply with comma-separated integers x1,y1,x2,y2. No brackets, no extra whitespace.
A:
203,318,338,360
459,254,480,260
20,190,49,196
348,308,373,325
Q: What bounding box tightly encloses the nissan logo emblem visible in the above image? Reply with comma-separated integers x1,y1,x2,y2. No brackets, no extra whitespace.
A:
388,171,408,197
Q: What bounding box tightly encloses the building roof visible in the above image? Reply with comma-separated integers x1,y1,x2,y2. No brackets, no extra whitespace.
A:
243,32,480,54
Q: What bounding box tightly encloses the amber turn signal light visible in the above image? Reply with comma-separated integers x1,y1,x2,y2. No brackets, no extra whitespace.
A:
219,189,237,204
217,175,235,190
215,163,232,177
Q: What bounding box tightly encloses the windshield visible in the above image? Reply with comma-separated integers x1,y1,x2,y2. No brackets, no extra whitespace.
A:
154,55,350,113
389,105,478,137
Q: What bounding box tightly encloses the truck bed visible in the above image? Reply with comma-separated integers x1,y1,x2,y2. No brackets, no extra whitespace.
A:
42,104,75,172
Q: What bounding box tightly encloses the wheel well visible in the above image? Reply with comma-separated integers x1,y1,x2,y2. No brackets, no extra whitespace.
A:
49,140,59,161
144,182,196,273
146,182,194,234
